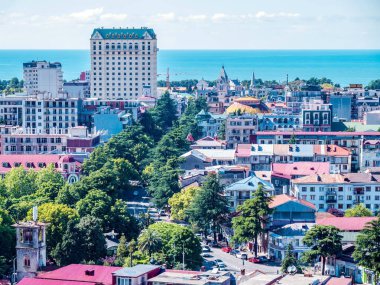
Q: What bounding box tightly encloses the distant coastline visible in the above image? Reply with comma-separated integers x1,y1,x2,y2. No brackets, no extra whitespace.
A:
0,49,379,85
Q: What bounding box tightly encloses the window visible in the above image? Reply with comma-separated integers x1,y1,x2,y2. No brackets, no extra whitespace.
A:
301,187,307,192
319,196,324,200
310,187,315,192
24,256,31,267
310,195,315,200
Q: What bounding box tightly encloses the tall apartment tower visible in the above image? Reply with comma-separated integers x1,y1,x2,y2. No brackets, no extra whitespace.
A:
90,27,158,99
23,61,64,97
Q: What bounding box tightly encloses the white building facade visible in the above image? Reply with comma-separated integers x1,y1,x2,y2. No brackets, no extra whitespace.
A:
23,61,63,97
90,28,158,100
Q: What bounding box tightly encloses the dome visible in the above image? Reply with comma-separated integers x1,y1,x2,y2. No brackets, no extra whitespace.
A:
59,155,75,163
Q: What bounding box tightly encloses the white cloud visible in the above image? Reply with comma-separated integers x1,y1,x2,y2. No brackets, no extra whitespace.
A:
179,14,207,22
255,11,300,20
69,7,104,21
156,12,176,22
49,8,127,24
100,13,128,21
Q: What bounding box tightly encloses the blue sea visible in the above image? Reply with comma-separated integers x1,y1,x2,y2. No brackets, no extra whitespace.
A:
0,50,379,86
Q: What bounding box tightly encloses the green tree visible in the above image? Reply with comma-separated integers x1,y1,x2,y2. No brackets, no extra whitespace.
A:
151,91,178,132
138,228,162,258
232,184,272,257
367,79,380,90
344,203,373,217
115,234,128,266
0,209,15,274
168,186,199,221
126,239,137,267
187,173,229,242
4,167,37,199
26,203,78,254
281,244,298,273
217,120,226,140
76,189,112,225
148,158,182,208
72,158,139,203
35,164,65,200
53,216,106,265
353,218,380,283
302,225,343,275
82,126,154,174
148,222,202,270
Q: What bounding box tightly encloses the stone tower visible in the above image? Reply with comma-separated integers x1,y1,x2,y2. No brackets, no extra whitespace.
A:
13,207,47,281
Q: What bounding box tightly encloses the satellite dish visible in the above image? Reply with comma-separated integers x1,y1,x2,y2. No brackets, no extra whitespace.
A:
287,265,297,274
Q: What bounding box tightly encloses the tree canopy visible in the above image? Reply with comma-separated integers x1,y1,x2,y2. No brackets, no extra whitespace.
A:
302,225,343,275
187,173,229,242
344,203,373,217
232,184,272,257
353,218,380,283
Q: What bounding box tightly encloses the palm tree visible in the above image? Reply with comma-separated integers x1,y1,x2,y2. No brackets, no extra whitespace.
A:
137,229,162,257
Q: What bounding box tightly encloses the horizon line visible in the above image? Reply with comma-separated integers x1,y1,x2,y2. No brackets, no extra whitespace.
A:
0,48,380,51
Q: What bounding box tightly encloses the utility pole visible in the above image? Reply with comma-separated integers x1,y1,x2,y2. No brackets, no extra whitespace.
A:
182,244,185,270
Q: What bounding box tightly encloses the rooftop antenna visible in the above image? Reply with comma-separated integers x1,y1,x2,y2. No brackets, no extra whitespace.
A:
32,206,38,222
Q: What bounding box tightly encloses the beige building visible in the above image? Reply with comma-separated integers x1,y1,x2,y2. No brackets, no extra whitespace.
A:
90,27,158,100
23,61,63,97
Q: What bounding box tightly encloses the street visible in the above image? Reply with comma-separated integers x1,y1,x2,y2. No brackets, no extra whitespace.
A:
203,247,280,274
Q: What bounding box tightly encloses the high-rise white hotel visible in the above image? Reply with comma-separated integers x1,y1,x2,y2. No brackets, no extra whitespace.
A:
90,27,158,99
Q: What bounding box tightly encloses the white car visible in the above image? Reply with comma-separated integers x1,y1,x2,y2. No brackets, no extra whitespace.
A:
236,253,248,260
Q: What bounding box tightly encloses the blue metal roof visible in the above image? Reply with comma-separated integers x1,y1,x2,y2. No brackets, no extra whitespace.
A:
92,28,156,40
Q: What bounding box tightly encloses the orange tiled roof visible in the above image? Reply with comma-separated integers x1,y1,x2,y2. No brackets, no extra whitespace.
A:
269,194,316,210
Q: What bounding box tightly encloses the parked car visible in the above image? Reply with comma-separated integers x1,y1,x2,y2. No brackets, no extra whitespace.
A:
221,247,232,253
214,259,225,267
201,252,212,258
258,256,269,263
159,210,167,216
230,249,240,256
202,246,211,252
218,264,228,271
236,253,248,260
248,257,260,263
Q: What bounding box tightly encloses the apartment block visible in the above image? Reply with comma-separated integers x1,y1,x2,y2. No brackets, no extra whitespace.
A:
90,27,158,100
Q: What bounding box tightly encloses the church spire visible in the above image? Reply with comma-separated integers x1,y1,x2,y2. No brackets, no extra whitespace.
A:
250,71,255,89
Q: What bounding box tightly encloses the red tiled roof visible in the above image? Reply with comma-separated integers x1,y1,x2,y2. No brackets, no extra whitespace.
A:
18,278,96,285
325,277,352,285
0,155,76,174
313,145,351,156
269,194,316,210
255,131,380,136
272,162,330,179
37,264,122,285
317,217,377,231
235,144,251,157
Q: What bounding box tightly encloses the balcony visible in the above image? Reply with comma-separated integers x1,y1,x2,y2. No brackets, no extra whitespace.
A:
326,197,337,203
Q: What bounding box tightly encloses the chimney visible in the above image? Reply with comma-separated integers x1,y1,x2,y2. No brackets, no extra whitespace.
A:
85,269,95,276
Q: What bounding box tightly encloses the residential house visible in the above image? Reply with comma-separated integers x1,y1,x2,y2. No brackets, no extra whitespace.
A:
271,162,330,194
190,136,227,150
225,175,274,211
268,223,314,261
292,173,380,213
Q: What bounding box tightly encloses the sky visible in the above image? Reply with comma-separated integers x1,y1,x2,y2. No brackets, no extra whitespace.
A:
1,0,379,50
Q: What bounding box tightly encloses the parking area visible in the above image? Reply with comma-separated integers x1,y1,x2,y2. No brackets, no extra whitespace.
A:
201,244,280,274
